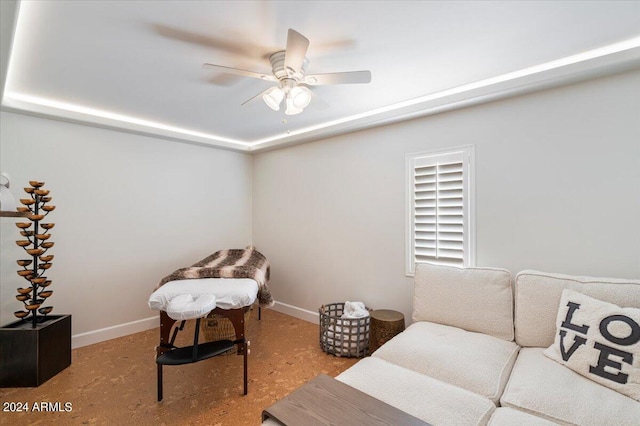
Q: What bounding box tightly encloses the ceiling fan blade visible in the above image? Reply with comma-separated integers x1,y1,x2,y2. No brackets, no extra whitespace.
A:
284,29,309,75
152,24,270,58
241,87,274,106
202,63,277,81
304,70,372,85
308,89,330,110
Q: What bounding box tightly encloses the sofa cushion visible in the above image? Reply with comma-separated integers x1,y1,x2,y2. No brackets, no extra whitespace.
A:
372,321,519,403
543,289,640,401
337,357,496,426
514,270,640,347
501,348,640,426
413,262,514,341
488,408,559,425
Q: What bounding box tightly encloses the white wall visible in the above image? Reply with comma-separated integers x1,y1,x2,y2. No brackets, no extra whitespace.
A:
2,69,638,345
0,111,252,346
253,70,640,323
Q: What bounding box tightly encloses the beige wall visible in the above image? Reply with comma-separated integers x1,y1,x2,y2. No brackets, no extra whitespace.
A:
2,69,638,345
0,111,253,346
253,70,640,323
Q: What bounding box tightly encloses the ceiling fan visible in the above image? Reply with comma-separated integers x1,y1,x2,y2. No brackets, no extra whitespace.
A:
202,29,371,115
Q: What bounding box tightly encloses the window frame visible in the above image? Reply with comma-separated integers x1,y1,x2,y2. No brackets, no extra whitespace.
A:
405,145,475,276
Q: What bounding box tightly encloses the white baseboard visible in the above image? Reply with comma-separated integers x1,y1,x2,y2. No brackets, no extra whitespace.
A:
70,301,318,350
72,315,157,349
271,301,318,324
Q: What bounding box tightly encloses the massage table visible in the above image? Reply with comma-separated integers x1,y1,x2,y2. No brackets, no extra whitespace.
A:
149,248,272,402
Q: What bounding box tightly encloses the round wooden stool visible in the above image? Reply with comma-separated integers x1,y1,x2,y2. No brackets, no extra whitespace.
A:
369,309,405,353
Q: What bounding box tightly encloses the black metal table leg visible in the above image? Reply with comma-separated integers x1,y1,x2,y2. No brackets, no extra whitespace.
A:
156,308,250,401
157,363,163,401
243,341,248,395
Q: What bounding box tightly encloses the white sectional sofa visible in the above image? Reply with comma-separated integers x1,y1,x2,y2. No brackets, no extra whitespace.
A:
335,263,640,425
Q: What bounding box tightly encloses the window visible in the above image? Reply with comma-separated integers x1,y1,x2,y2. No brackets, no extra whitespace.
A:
406,146,475,275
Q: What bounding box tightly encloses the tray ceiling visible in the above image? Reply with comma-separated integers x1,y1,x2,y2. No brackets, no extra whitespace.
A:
2,1,640,152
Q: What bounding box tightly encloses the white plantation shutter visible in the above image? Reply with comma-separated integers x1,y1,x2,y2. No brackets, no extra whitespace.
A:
406,147,474,274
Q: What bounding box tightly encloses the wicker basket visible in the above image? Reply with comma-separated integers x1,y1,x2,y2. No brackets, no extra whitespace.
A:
202,306,252,355
319,303,370,358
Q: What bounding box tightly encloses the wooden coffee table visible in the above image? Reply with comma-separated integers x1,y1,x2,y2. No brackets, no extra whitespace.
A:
262,374,430,425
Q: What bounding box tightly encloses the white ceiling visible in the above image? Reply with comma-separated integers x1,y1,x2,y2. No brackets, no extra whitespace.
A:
2,1,640,152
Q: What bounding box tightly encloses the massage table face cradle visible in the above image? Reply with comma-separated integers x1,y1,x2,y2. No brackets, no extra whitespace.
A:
156,307,249,401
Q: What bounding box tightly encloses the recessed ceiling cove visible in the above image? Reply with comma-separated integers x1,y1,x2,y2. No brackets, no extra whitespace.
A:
2,1,640,152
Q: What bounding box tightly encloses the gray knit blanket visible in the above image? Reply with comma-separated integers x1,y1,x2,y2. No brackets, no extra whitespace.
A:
157,248,274,308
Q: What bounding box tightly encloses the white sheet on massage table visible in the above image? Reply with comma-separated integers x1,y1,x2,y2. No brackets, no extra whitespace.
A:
148,278,259,312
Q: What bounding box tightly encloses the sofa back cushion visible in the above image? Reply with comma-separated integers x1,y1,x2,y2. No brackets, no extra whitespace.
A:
514,270,640,347
413,262,514,341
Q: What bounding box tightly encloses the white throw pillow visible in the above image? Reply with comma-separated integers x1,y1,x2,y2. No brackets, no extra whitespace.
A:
543,289,640,401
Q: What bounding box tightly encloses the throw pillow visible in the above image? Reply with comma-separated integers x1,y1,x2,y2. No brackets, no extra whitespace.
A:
543,289,640,401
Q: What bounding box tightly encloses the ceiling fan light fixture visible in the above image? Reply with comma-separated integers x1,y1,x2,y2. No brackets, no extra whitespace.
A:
263,86,284,111
203,28,371,115
290,86,312,109
284,96,303,115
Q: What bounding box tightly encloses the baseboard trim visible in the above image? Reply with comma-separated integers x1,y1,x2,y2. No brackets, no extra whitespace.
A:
272,301,318,324
70,301,319,349
72,315,157,349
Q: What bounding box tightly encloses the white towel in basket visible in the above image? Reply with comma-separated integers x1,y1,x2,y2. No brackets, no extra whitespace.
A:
341,301,369,319
327,321,368,339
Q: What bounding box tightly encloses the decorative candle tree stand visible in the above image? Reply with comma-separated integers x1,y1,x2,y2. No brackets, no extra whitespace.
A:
13,180,57,325
0,181,71,387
